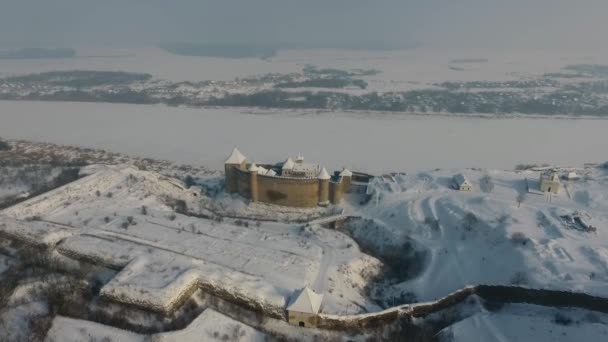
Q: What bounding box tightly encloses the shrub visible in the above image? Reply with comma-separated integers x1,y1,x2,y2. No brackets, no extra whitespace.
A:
173,199,187,214
168,214,177,221
510,232,530,246
120,221,129,229
462,212,478,231
95,190,101,197
184,175,195,188
140,205,148,215
553,313,573,326
480,174,494,193
510,271,528,285
424,216,440,230
0,139,10,151
516,192,526,207
515,164,538,171
106,192,113,198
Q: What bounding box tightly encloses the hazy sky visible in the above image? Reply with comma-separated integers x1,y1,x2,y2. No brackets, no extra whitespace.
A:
1,0,606,48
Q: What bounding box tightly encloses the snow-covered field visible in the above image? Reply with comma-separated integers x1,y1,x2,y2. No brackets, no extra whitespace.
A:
1,100,607,174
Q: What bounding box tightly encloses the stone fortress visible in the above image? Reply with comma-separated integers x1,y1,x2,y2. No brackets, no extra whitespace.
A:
224,148,355,208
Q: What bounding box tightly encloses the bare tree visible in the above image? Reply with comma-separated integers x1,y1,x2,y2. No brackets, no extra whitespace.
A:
516,192,526,208
480,174,494,193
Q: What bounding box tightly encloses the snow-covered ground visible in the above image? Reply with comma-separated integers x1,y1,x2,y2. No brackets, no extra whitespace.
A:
358,167,608,302
1,100,607,174
45,309,267,342
1,154,608,340
0,165,382,315
437,303,608,342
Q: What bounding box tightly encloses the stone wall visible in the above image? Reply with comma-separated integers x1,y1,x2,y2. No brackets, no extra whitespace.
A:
224,164,238,193
227,167,355,208
288,311,320,328
317,285,608,331
256,175,320,208
235,168,251,199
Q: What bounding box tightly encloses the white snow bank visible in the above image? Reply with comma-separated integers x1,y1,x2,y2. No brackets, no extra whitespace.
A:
44,309,267,342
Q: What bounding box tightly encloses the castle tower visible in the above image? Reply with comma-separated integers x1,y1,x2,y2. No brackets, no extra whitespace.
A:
248,163,259,202
339,168,353,192
224,147,246,193
318,167,330,206
330,181,342,205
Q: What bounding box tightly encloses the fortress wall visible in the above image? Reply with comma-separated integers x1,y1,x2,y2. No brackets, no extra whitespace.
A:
224,164,239,193
256,175,320,207
235,168,251,199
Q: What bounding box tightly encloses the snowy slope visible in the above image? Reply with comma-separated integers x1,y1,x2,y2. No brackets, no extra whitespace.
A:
358,166,608,304
437,303,608,342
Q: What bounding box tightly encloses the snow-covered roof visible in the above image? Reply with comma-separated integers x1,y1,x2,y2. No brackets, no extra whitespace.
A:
248,163,259,172
286,286,323,314
295,153,304,162
542,171,560,182
340,168,353,177
282,158,295,170
317,167,330,180
225,148,246,165
567,172,580,180
257,166,268,175
293,163,317,173
266,169,277,177
453,174,471,187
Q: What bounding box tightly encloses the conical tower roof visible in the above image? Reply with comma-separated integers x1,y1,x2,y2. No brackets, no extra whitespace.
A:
248,163,259,172
317,167,330,180
282,157,295,170
340,168,353,177
286,286,323,314
225,147,246,164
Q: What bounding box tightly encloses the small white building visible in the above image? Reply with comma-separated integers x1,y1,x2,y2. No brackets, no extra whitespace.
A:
286,286,324,328
565,172,580,181
453,174,472,191
540,171,561,194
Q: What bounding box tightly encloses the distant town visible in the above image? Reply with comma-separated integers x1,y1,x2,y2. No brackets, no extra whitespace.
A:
2,64,608,115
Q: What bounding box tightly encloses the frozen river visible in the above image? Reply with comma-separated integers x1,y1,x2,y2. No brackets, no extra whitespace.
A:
0,100,606,173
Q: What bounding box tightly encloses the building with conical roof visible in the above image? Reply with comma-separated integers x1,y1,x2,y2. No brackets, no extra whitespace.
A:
225,147,246,165
286,286,324,327
540,171,561,194
223,148,355,208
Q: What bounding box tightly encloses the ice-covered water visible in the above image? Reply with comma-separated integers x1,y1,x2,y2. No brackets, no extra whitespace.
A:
1,100,606,173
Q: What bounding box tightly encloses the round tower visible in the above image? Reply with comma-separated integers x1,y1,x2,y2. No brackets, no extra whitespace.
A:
249,163,259,202
330,182,343,204
224,147,246,193
318,167,330,206
340,168,353,192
